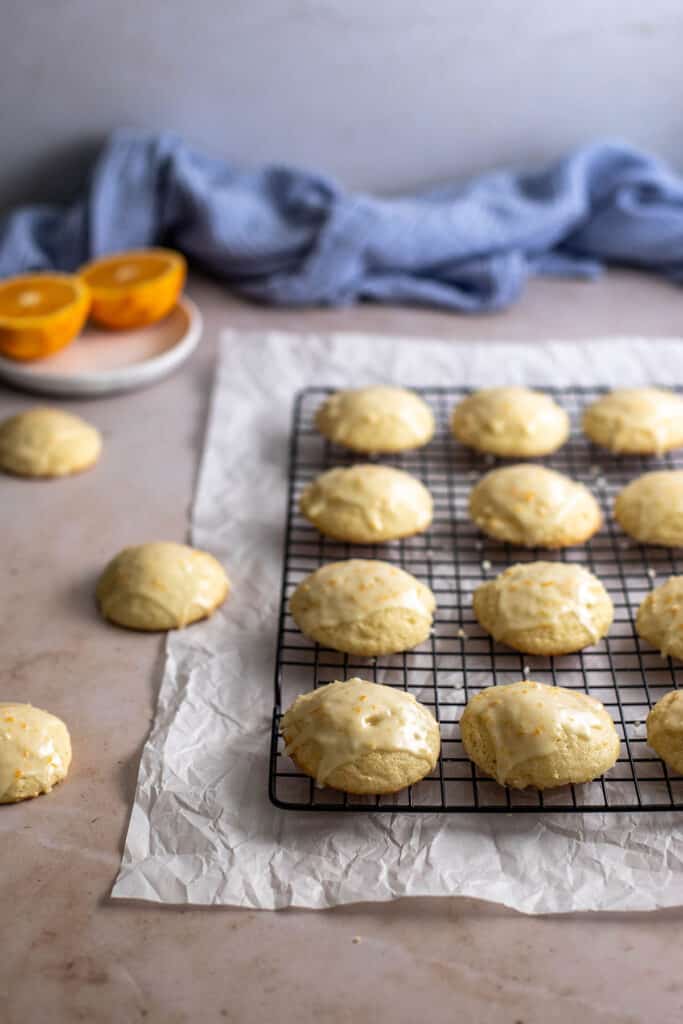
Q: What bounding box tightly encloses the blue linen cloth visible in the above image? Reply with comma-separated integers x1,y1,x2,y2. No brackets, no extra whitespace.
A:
1,132,683,312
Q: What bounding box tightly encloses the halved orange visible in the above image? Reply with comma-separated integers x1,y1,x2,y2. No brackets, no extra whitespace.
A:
0,273,91,362
80,248,186,329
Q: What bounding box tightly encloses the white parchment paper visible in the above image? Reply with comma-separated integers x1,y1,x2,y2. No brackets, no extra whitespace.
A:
112,330,683,912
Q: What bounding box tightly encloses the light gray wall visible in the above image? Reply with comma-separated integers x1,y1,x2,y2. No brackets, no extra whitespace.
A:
2,0,682,210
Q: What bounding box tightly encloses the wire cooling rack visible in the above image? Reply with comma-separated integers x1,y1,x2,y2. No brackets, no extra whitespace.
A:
269,386,683,814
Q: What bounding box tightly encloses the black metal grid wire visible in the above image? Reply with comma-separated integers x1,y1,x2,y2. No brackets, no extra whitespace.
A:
269,386,683,814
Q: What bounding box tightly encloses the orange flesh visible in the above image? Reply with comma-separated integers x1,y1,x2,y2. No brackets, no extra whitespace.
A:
0,278,82,319
84,255,174,289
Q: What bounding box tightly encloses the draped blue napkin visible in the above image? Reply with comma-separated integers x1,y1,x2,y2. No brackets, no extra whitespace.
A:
1,132,683,311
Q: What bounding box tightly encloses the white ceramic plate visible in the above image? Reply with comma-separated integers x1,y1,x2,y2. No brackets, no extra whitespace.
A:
0,296,202,397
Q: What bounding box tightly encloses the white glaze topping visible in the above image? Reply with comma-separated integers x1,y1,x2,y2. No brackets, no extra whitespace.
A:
469,464,595,536
289,559,436,630
281,678,439,785
491,562,606,641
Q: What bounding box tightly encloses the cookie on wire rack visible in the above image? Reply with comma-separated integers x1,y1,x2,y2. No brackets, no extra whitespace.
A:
459,681,620,790
281,678,441,794
582,388,683,455
289,559,436,656
636,577,683,660
468,464,602,548
314,386,435,453
451,387,569,457
647,690,683,775
472,561,613,655
299,464,433,543
614,471,683,547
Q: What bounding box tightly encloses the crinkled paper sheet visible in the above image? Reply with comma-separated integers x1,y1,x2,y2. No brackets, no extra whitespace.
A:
112,330,683,912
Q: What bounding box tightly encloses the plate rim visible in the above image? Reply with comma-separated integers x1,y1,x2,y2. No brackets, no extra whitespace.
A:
0,296,203,397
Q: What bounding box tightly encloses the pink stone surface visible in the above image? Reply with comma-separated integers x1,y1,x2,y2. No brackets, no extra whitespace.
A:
2,271,683,1024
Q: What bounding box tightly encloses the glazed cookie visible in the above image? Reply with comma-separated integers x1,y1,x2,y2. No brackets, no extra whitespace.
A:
636,577,683,660
582,388,683,455
299,464,433,543
647,690,683,775
451,387,569,457
614,471,683,547
1,704,72,803
459,681,620,790
468,464,602,548
314,387,435,453
472,561,613,655
96,541,230,631
288,559,436,655
281,678,440,794
0,407,101,478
